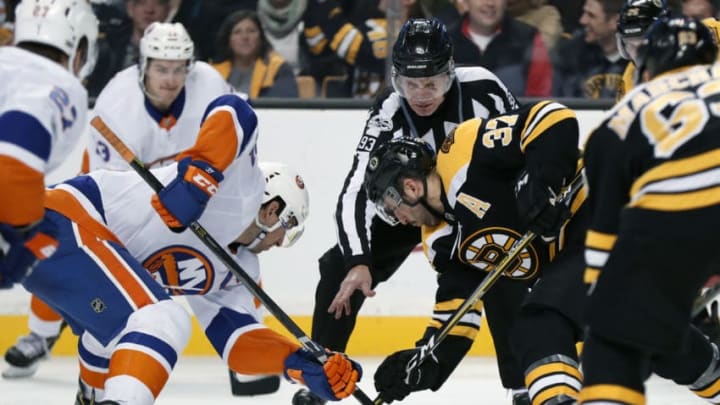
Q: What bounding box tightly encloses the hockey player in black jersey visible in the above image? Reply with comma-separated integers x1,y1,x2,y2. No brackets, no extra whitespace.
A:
579,15,720,405
364,100,589,404
293,17,524,405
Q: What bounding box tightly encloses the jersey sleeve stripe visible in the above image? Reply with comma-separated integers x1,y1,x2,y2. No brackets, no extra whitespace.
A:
0,155,44,226
45,188,121,244
336,153,369,257
203,94,257,155
0,141,45,173
521,104,576,152
0,110,52,164
227,328,300,375
184,95,256,171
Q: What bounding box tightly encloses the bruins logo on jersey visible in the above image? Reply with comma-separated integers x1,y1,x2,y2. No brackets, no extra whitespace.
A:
143,245,215,295
459,227,539,279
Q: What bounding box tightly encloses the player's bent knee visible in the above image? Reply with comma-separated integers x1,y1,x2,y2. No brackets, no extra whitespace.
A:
125,300,192,352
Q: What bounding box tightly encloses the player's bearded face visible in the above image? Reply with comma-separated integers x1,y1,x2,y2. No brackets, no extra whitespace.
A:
144,59,189,109
378,187,439,227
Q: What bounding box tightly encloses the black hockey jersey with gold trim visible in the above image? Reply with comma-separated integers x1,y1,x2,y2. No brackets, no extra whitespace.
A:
584,64,720,283
423,100,585,279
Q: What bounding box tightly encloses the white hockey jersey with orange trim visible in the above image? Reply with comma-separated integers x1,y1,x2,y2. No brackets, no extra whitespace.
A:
0,47,88,226
87,61,232,171
79,94,299,373
87,93,264,294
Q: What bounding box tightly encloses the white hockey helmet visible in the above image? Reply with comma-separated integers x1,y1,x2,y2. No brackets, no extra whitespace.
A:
139,22,194,87
257,0,307,38
258,162,310,247
14,0,99,79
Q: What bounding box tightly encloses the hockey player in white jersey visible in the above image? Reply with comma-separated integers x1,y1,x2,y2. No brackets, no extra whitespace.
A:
8,92,362,404
0,0,98,376
3,21,234,380
86,21,232,171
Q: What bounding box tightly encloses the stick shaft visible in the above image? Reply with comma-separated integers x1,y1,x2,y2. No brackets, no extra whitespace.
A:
90,117,374,405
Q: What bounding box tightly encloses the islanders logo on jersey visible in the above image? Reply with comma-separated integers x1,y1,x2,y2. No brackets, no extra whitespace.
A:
459,227,539,280
143,245,215,295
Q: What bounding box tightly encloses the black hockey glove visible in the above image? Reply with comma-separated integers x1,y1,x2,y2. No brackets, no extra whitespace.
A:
374,348,440,403
514,168,571,240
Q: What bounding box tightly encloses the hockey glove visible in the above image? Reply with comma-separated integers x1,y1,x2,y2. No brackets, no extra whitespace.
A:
0,220,58,289
284,349,363,401
151,157,224,233
374,348,441,403
514,168,571,240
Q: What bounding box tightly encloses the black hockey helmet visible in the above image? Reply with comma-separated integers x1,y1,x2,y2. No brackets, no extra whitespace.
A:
635,15,718,80
616,0,669,60
392,17,453,78
364,137,436,225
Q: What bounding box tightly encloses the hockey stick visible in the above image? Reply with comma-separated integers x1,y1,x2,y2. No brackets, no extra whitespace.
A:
90,116,374,405
372,174,585,405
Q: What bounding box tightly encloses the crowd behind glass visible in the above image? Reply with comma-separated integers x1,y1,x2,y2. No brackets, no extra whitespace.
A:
1,0,718,101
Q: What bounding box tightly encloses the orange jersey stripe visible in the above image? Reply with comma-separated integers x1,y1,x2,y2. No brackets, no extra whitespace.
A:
80,149,90,174
108,348,169,398
0,155,44,226
30,295,63,322
78,227,156,310
177,109,239,172
44,189,122,245
79,360,108,390
227,328,300,375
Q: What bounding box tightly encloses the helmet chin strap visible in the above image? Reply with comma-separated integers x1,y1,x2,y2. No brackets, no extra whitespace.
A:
419,177,445,220
402,177,445,221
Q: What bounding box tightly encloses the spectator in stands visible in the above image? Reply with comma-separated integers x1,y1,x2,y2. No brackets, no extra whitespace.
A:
173,0,257,62
552,0,627,98
86,0,171,98
296,0,436,98
211,10,298,98
548,0,583,33
683,0,719,19
451,0,553,97
257,0,307,69
507,0,562,50
0,0,13,45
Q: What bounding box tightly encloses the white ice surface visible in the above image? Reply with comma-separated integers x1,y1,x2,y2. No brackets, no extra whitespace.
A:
0,356,702,404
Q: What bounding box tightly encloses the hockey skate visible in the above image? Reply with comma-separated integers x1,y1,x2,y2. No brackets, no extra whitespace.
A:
292,388,326,405
512,392,531,405
2,332,59,379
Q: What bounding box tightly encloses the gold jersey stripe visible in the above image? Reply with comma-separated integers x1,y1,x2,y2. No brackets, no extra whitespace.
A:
586,230,617,251
330,23,355,53
629,185,720,211
631,149,720,196
534,385,580,405
526,362,583,386
521,108,577,152
520,100,552,145
428,320,479,339
691,375,720,398
584,267,600,284
578,384,645,405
